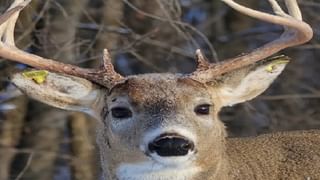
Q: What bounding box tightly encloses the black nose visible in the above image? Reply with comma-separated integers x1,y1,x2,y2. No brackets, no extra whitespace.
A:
148,134,195,157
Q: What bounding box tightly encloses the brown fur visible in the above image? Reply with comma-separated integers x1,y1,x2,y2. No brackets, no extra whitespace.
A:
97,74,227,179
226,130,320,179
11,59,320,180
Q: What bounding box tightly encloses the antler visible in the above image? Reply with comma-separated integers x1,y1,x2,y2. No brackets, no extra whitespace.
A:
0,0,313,87
0,0,124,88
190,0,313,82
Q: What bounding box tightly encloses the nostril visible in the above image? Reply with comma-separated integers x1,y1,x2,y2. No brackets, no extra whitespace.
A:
148,142,160,152
148,135,195,157
181,142,194,151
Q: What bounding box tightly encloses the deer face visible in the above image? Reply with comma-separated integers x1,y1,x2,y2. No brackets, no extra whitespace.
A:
97,74,227,179
104,75,223,161
10,57,288,179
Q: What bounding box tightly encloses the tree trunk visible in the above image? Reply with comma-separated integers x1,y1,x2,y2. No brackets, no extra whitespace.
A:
68,113,97,180
13,0,95,179
16,108,66,180
0,1,37,179
0,96,28,180
95,0,124,58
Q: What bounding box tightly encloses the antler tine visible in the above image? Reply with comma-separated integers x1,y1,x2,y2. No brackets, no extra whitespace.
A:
195,49,210,70
101,49,124,87
190,0,313,82
0,0,123,88
0,0,30,45
284,0,302,20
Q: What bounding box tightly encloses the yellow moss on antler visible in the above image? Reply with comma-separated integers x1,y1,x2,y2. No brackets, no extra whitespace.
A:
265,57,290,73
22,70,49,84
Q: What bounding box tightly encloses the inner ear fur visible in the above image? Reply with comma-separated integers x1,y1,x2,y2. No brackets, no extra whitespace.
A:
211,58,289,107
11,71,105,117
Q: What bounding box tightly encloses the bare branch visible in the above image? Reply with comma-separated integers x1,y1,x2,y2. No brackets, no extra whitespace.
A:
14,152,34,180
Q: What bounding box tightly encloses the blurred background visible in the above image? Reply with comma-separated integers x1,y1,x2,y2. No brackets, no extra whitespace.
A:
0,0,319,179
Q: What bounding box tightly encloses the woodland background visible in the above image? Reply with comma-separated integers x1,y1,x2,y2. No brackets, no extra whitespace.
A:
0,0,319,179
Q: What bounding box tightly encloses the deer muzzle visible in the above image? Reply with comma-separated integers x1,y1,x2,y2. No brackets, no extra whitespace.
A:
148,133,195,157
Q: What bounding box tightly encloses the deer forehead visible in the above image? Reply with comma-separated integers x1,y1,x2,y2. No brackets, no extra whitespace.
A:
107,74,213,109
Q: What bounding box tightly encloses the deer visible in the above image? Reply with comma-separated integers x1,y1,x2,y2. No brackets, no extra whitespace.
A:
0,0,319,179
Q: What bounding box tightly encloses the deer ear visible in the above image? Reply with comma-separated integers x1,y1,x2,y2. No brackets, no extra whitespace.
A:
11,71,105,118
216,57,289,107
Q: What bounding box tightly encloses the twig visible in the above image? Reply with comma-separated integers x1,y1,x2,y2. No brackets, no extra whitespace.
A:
15,152,34,180
16,0,50,44
129,50,164,72
122,0,219,62
76,23,194,58
155,0,199,53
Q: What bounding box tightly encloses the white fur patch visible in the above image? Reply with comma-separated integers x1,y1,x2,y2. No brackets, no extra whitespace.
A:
148,151,196,166
116,161,201,180
116,127,200,179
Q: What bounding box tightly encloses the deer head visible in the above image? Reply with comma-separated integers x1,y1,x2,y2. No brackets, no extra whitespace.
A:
0,0,313,179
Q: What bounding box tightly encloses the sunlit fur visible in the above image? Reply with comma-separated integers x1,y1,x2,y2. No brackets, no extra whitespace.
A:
11,60,320,180
95,61,287,180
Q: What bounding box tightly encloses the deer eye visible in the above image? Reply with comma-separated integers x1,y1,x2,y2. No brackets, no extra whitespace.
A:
194,104,211,115
111,107,132,119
